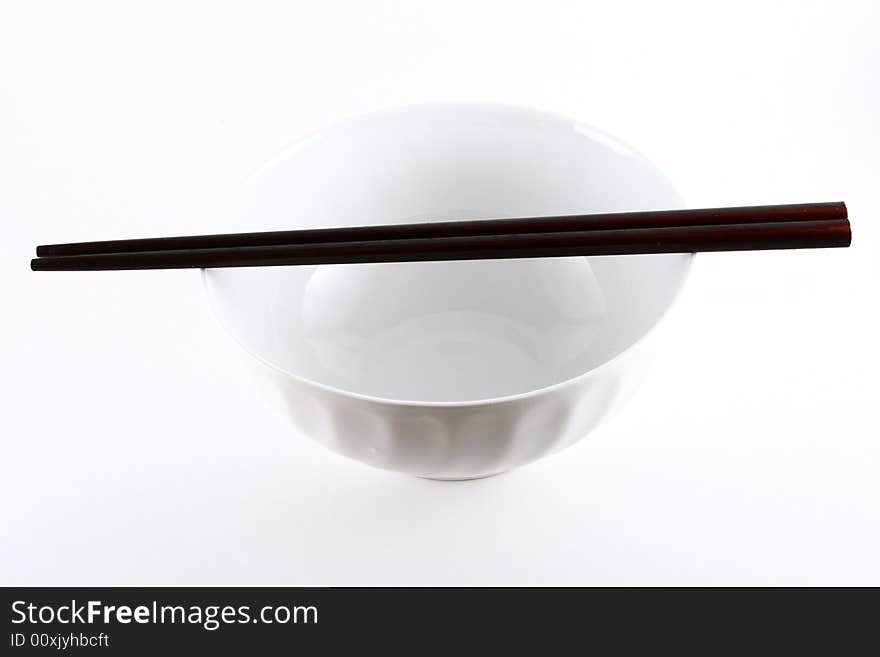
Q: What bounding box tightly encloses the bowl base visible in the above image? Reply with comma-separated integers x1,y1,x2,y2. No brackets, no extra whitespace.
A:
419,471,508,482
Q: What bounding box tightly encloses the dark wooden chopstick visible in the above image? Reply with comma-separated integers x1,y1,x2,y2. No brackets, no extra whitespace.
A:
30,217,851,271
35,202,847,257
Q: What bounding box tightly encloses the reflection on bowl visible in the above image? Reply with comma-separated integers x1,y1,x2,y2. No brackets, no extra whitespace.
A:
300,258,607,401
204,103,691,479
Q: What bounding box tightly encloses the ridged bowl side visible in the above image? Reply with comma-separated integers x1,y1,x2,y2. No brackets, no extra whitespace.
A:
244,328,655,479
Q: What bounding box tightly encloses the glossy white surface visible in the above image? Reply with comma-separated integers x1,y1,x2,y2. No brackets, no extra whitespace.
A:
204,104,691,477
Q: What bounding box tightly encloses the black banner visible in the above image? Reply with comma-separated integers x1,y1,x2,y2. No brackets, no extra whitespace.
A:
1,587,873,653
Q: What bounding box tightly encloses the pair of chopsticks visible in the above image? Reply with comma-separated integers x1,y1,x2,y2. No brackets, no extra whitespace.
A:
31,202,850,271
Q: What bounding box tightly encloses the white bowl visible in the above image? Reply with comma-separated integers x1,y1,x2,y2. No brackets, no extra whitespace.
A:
204,103,691,479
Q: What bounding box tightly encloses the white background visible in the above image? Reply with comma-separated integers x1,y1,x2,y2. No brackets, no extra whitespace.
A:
2,0,878,585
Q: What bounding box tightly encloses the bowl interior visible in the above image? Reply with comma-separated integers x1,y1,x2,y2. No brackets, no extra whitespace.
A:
204,104,690,403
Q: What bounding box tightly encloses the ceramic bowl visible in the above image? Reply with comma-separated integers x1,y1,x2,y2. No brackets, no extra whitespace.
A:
203,103,691,479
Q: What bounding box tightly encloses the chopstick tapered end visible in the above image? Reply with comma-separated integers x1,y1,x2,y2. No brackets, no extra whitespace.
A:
31,257,64,271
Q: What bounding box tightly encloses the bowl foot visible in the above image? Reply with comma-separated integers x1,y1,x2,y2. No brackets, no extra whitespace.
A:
419,471,508,482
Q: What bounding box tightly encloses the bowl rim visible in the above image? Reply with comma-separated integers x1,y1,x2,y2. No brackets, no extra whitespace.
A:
202,101,694,409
